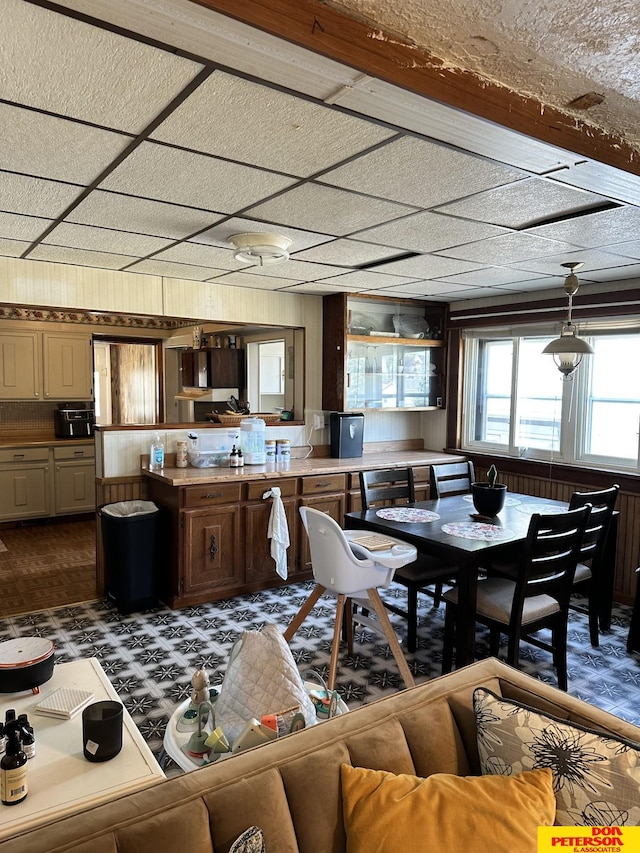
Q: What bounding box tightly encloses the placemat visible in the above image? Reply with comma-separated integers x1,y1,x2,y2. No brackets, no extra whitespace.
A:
441,522,515,541
375,507,440,522
462,494,521,506
515,503,566,515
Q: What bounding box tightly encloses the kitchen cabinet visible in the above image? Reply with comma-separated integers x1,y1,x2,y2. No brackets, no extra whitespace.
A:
181,348,246,389
0,447,51,520
0,328,92,400
183,505,243,598
322,293,446,412
244,479,298,583
298,474,346,571
53,444,96,514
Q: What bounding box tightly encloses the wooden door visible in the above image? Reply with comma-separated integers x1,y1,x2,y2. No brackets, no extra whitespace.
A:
183,505,242,598
298,492,346,572
0,331,41,399
244,497,298,583
43,333,92,400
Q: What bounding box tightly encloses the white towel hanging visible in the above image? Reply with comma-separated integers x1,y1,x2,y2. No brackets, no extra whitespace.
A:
262,487,290,580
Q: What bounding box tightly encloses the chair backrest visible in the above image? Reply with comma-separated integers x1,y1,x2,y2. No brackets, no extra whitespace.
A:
510,505,592,622
359,468,415,510
568,484,619,566
429,461,476,498
298,506,394,595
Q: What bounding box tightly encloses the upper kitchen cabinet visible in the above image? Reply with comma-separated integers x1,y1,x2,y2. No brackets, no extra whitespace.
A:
181,347,246,390
0,327,93,401
322,293,447,412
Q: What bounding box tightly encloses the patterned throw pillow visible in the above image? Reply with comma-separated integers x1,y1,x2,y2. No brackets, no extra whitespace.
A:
474,687,640,825
229,825,265,853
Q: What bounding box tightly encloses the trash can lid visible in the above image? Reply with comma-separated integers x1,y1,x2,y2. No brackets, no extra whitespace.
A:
100,500,159,517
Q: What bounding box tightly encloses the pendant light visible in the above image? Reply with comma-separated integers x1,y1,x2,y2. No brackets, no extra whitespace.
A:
229,233,292,266
542,262,594,379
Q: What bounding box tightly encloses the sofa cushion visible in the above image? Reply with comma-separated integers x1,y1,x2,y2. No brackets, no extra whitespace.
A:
474,687,640,826
340,763,555,853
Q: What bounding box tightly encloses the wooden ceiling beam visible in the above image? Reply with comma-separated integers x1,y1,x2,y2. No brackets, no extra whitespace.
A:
188,0,640,177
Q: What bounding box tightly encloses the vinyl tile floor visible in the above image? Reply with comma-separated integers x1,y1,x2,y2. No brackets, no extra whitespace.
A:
0,583,638,780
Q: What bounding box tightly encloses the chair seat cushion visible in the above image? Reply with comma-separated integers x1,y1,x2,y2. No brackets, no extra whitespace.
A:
443,579,560,624
573,562,592,584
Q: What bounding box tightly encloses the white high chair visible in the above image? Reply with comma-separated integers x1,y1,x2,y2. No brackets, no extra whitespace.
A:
284,507,417,691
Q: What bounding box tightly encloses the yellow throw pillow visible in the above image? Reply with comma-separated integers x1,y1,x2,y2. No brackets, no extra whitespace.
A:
341,764,555,853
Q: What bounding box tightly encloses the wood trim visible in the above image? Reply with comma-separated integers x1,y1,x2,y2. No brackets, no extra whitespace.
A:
189,0,640,177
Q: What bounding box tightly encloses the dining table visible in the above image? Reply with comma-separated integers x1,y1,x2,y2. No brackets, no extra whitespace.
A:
345,491,578,669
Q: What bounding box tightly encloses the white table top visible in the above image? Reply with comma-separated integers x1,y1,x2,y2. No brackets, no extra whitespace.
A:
0,658,164,841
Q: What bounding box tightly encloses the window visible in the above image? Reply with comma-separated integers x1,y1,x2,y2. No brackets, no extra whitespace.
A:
463,329,640,471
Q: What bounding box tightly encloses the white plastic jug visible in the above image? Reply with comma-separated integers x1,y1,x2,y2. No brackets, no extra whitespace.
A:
240,418,266,464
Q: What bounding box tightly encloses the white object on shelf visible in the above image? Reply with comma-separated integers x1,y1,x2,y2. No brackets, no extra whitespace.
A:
34,686,95,719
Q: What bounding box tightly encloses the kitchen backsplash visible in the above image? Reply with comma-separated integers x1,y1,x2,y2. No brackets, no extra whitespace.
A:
0,402,58,431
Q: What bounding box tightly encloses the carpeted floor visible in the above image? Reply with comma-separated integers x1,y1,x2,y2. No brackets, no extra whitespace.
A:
0,583,638,780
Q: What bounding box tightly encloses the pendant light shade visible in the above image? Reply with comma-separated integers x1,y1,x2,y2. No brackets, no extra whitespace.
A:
229,232,292,266
542,262,594,379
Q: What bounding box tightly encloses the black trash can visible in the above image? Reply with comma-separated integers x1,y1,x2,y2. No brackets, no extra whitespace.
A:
99,500,160,614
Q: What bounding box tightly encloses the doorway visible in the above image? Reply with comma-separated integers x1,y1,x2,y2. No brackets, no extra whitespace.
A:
93,338,164,425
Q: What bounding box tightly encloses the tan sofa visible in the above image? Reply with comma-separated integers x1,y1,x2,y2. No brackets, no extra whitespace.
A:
4,658,639,853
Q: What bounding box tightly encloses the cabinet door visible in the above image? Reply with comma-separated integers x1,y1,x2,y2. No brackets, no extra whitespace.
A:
244,497,298,583
298,493,346,571
0,331,41,399
183,505,242,597
43,333,93,400
208,348,246,388
0,464,50,519
55,461,95,514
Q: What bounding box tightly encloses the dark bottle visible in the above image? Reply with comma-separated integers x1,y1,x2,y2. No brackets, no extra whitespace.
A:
17,714,35,760
3,710,19,739
237,447,244,468
0,723,5,758
229,445,239,468
1,729,28,805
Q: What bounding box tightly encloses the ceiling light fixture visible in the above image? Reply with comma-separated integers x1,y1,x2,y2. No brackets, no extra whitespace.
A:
542,262,594,379
229,232,292,266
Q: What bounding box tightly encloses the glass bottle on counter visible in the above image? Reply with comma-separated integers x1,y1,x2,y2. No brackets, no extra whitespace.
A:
1,729,28,805
17,714,35,759
149,433,165,471
229,445,239,468
237,447,244,467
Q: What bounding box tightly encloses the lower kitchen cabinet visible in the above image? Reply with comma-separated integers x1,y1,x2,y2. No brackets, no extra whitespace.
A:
244,479,298,583
183,505,243,598
298,474,346,571
54,445,96,514
0,448,50,520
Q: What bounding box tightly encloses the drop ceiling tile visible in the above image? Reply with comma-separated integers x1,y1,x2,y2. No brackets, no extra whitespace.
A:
292,238,401,267
151,71,394,177
317,270,420,291
209,271,296,289
336,78,579,174
42,222,174,257
551,160,640,207
282,281,370,294
354,210,508,252
366,280,482,298
28,245,137,269
575,264,640,282
433,178,609,229
4,0,202,132
154,242,244,270
238,259,345,281
127,259,225,281
0,103,133,185
601,240,640,260
434,267,550,287
99,142,297,212
494,276,573,292
0,238,31,257
0,212,51,241
436,233,579,264
373,254,484,278
68,191,224,239
507,248,640,276
246,183,415,236
318,136,525,208
526,205,640,248
0,172,84,218
192,217,334,253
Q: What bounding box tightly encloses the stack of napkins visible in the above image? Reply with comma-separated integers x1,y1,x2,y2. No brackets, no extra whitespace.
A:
34,687,95,719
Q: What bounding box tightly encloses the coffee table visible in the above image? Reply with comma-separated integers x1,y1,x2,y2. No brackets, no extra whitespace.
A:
0,657,164,840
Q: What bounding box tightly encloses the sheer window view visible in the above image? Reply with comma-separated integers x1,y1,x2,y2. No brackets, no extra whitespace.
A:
464,331,640,470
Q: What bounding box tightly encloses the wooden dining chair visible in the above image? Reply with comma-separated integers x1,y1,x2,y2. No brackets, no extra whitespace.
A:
429,461,475,498
441,505,591,691
568,484,619,647
359,468,458,652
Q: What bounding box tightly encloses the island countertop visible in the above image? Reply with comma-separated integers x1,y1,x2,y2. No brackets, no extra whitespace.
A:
142,449,465,486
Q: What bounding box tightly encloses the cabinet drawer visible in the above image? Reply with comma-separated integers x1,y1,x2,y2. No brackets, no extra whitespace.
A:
54,444,95,461
413,466,431,484
183,483,242,507
245,478,298,501
301,473,346,495
0,447,49,464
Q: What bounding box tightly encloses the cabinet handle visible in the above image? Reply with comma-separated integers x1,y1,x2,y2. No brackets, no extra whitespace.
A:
203,492,223,499
209,535,218,560
13,454,25,459
74,450,84,456
315,481,331,488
